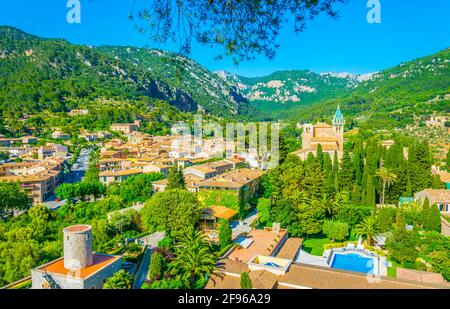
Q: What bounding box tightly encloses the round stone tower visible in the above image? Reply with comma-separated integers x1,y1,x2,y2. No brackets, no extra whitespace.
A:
63,224,93,271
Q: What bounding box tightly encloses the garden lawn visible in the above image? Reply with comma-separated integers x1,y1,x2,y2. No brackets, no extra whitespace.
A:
387,258,400,278
302,237,331,256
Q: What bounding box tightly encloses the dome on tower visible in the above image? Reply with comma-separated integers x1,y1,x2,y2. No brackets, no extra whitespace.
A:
333,105,344,125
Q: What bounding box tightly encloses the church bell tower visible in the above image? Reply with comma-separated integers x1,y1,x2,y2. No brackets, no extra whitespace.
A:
332,105,345,152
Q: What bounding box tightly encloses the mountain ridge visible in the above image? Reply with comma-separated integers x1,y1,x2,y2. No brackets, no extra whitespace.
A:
0,26,252,118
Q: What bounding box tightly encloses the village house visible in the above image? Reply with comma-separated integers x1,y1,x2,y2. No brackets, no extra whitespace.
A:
0,158,65,203
68,109,89,116
99,158,131,172
414,189,450,213
110,121,140,134
51,131,71,140
97,131,112,139
79,132,98,142
197,168,264,201
99,169,143,185
100,150,127,159
38,144,69,160
152,173,203,193
183,159,234,180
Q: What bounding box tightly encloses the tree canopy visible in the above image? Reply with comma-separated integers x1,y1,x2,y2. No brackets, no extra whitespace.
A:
131,0,344,63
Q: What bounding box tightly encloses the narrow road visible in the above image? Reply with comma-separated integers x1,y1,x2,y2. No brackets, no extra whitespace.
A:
43,147,92,210
132,246,152,289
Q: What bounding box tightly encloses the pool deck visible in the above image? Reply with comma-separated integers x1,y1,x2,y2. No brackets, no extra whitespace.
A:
298,248,387,277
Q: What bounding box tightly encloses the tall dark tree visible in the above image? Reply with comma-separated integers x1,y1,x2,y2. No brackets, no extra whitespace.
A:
218,219,232,250
323,153,334,194
339,148,354,192
316,143,324,170
333,150,339,191
352,140,364,186
166,166,186,190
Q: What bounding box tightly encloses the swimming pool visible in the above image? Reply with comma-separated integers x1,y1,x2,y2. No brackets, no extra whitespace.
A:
263,262,282,268
330,252,375,274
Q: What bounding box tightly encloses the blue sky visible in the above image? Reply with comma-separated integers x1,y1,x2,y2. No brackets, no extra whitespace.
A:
0,0,449,77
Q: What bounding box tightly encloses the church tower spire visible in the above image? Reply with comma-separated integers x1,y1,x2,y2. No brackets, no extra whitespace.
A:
333,105,345,132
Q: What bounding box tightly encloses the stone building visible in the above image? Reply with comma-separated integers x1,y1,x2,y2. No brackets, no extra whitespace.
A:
293,106,345,162
31,225,122,289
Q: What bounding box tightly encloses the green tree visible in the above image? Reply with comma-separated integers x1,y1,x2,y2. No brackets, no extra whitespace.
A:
169,229,216,287
339,148,354,191
240,272,253,289
386,211,418,264
256,198,271,226
355,216,378,246
322,220,349,242
132,0,344,63
103,269,133,289
218,219,232,250
149,252,165,281
316,143,324,170
0,182,31,218
118,173,164,202
323,153,334,193
365,173,376,207
141,189,200,239
446,149,450,171
376,207,397,233
166,166,186,190
297,199,325,236
28,204,52,241
376,167,397,206
425,204,442,232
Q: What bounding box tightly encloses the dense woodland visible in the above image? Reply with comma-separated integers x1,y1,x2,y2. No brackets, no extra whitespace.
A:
257,128,448,280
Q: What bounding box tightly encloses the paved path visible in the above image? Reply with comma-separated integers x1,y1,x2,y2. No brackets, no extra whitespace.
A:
133,246,152,289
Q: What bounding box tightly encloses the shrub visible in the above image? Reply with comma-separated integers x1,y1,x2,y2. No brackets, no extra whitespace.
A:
240,272,253,289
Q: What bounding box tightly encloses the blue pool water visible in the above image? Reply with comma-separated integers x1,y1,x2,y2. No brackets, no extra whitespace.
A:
234,236,247,245
263,262,281,268
330,253,374,274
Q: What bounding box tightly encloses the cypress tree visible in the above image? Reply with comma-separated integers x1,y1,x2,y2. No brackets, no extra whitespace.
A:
427,204,442,232
316,143,324,170
352,140,364,186
323,153,334,193
240,272,253,289
218,219,232,249
333,151,339,191
148,252,165,281
365,173,376,207
339,148,354,191
166,166,186,190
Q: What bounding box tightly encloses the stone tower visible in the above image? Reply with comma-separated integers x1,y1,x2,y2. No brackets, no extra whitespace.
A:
302,123,314,149
63,224,93,271
332,105,345,152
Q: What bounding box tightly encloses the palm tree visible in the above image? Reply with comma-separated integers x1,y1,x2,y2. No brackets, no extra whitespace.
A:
355,216,379,246
103,269,133,289
169,229,217,287
376,167,397,206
